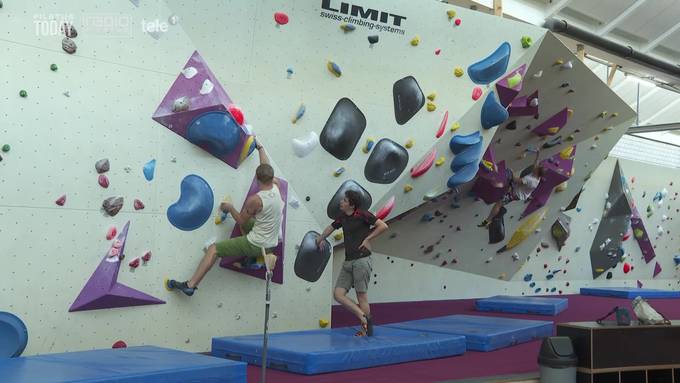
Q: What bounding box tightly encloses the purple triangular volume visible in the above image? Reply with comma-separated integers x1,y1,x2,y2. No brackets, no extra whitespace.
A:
152,51,252,169
532,107,569,137
471,145,508,204
637,280,643,288
495,64,526,107
653,262,662,278
618,163,657,264
508,90,538,117
219,176,288,284
520,146,575,219
69,222,165,312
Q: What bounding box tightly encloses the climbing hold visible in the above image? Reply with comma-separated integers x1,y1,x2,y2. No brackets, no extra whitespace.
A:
368,35,379,45
421,213,434,222
405,139,414,149
434,48,441,55
590,144,597,150
472,87,483,101
410,35,420,46
435,156,446,167
142,251,152,263
450,121,461,132
286,67,294,78
167,175,214,231
55,195,66,206
50,63,58,71
454,67,464,77
102,197,124,216
19,90,27,98
198,79,215,95
467,42,511,84
129,257,141,269
274,12,289,25
62,37,77,54
106,227,117,240
327,61,342,77
333,167,345,177
61,22,77,38
506,72,523,89
436,111,448,138
541,242,549,249
599,111,608,118
361,138,376,154
532,70,543,79
427,92,437,101
481,91,509,129
560,82,570,88
404,184,413,193
411,149,436,178
333,231,344,241
521,36,533,48
226,104,245,126
523,273,533,282
454,18,462,26
426,101,436,112
143,159,156,181
497,208,546,253
112,340,127,349
168,14,180,25
375,196,396,220
602,126,613,132
292,104,306,124
172,97,190,113
553,59,564,66
319,319,329,328
447,10,457,19
561,60,573,70
340,23,356,32
133,199,145,210
98,174,109,188
623,262,631,274
1,144,9,153
291,131,319,158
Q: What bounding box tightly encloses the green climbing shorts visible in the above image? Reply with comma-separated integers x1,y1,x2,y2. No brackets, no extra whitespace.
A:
335,256,373,293
215,219,261,258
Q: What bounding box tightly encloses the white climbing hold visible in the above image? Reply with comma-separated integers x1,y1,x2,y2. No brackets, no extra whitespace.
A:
593,218,600,225
289,197,300,209
235,314,241,320
291,131,319,158
272,312,278,319
561,60,573,70
181,66,198,79
532,70,543,78
512,253,520,261
172,96,190,112
199,79,214,95
168,15,180,25
605,202,611,210
63,91,71,97
529,98,539,107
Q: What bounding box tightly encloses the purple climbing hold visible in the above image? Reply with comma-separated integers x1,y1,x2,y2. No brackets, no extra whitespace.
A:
102,197,124,216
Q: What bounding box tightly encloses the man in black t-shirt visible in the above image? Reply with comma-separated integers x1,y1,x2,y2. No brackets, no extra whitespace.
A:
317,190,388,336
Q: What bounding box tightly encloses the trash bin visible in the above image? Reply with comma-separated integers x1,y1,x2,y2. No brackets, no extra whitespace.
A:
538,336,577,383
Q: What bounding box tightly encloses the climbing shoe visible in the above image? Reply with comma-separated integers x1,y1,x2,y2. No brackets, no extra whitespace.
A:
166,279,196,296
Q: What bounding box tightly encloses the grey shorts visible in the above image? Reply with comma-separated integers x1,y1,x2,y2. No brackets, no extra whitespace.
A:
335,256,372,293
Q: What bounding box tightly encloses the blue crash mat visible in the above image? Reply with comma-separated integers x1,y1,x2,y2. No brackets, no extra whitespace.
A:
581,287,680,299
385,314,553,352
212,326,466,375
475,295,568,316
0,346,246,383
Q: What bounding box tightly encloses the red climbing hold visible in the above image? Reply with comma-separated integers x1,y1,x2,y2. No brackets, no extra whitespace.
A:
375,196,396,220
623,262,631,273
454,18,461,26
98,174,109,188
227,104,245,125
133,199,145,210
106,227,117,240
55,194,66,206
129,257,141,268
410,149,436,178
472,87,483,101
112,340,127,349
435,48,441,55
274,12,289,25
142,251,152,263
436,111,448,138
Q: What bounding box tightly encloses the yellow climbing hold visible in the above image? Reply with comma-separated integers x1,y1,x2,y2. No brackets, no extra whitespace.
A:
555,181,568,192
602,126,613,132
319,319,329,328
553,59,564,66
446,10,457,19
481,160,495,171
559,146,574,160
611,112,619,118
404,184,413,193
450,121,461,132
333,231,344,241
410,35,420,46
239,135,255,164
594,135,600,141
362,138,375,153
435,156,446,166
427,92,437,101
454,67,464,77
502,208,547,251
595,268,604,273
547,127,560,134
426,101,436,112
567,108,574,118
599,111,608,118
405,139,414,148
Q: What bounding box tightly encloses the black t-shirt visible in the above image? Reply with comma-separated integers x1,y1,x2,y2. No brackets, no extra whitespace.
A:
332,209,377,261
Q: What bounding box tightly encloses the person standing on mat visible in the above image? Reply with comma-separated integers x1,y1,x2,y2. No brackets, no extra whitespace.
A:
316,190,388,336
167,141,283,296
478,148,545,228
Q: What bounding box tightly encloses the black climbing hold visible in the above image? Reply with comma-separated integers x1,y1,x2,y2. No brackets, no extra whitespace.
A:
505,120,517,130
320,98,366,160
424,245,434,254
364,138,409,184
393,76,425,125
560,82,570,88
305,196,311,201
368,35,379,44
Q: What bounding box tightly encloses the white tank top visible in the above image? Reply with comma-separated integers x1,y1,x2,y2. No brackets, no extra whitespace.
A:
247,185,283,249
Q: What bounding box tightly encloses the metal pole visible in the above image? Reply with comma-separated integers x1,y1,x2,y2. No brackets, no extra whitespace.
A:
261,269,272,383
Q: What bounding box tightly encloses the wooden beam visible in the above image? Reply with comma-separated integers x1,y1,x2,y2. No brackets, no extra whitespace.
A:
576,44,585,62
493,0,503,16
607,64,618,87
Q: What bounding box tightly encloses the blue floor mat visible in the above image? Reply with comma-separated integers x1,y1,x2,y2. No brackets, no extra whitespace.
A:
475,295,568,316
212,326,466,375
384,315,553,352
581,287,680,299
0,346,246,383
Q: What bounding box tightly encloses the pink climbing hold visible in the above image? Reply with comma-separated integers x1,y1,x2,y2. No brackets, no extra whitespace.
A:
108,247,120,258
472,87,483,101
142,250,152,263
133,199,145,210
623,262,631,274
112,340,127,349
98,174,109,188
436,111,448,138
227,104,245,125
106,227,117,240
55,194,66,206
410,149,436,178
274,12,289,25
622,231,631,241
375,196,396,220
435,48,441,55
454,18,461,26
129,257,141,268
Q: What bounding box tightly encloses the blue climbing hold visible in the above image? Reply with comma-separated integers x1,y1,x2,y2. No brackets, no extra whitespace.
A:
451,140,483,172
550,287,557,292
0,312,28,358
167,175,214,231
535,288,542,293
447,163,479,189
574,246,581,252
449,131,482,154
523,273,533,282
546,274,554,280
186,111,241,158
674,255,680,266
480,91,509,129
467,42,511,85
421,213,434,222
143,159,156,181
529,282,536,288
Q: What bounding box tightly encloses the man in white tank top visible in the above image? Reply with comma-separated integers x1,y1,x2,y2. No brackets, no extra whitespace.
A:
167,141,283,296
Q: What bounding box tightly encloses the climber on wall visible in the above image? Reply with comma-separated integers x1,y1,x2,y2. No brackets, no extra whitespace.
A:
166,141,283,296
478,148,545,228
316,190,389,336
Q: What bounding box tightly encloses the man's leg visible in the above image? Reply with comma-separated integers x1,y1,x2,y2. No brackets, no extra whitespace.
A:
353,257,373,336
187,244,218,289
479,200,503,227
333,287,366,322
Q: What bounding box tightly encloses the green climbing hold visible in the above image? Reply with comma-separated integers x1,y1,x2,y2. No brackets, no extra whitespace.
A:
1,144,10,153
506,72,522,88
19,90,27,98
521,36,532,48
50,64,58,71
634,228,644,239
